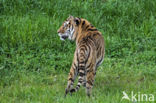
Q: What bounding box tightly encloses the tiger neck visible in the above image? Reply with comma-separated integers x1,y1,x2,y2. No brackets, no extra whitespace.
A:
76,21,91,45
75,27,88,46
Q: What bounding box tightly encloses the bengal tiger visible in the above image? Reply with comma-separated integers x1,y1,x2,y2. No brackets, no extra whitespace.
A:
57,16,105,97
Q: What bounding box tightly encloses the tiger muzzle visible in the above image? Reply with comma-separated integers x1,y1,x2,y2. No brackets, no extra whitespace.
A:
61,35,68,40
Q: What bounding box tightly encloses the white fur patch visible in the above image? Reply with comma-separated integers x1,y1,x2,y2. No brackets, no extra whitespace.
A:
68,26,75,40
64,21,69,26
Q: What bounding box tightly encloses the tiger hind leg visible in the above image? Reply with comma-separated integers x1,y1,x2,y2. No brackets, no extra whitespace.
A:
69,67,86,94
86,67,96,97
65,65,77,97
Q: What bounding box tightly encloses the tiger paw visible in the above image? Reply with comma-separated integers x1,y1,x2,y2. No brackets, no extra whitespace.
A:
70,88,76,93
64,88,69,97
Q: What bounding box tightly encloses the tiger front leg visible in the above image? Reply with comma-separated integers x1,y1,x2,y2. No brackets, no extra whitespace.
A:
65,63,77,97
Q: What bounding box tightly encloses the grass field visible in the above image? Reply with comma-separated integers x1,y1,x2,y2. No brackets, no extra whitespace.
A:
0,0,156,103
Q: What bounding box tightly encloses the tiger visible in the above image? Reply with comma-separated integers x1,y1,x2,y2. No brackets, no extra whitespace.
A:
57,16,105,97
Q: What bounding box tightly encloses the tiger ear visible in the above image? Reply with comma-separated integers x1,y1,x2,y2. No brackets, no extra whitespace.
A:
69,15,74,19
74,17,80,25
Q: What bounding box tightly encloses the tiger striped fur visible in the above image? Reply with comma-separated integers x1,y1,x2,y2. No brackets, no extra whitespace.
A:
57,16,105,97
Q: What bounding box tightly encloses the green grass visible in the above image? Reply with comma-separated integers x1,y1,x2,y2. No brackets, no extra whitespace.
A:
0,0,156,102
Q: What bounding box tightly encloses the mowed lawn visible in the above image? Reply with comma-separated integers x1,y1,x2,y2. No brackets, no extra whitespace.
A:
0,0,156,103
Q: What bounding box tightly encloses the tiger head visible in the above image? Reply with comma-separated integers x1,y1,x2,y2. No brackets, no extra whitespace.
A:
57,16,80,41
